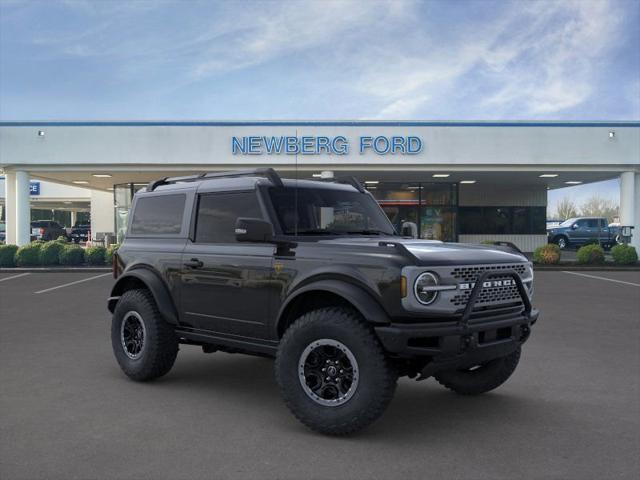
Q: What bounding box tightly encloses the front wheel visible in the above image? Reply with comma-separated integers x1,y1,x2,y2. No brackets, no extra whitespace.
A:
434,348,521,395
555,236,568,249
275,307,397,435
111,289,179,381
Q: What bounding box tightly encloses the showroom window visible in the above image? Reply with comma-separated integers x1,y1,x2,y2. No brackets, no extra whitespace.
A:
458,206,546,235
195,191,262,243
368,183,457,241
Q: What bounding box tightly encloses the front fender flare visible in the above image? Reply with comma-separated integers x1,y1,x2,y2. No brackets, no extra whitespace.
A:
277,279,391,334
108,268,179,325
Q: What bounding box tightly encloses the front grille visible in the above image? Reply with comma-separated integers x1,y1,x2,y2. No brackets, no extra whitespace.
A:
451,263,527,282
449,263,529,308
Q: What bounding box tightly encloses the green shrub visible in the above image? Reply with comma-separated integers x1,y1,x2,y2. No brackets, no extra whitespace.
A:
55,235,69,243
583,238,600,246
105,244,120,264
533,244,561,264
0,244,19,267
59,244,85,265
15,243,43,266
85,246,106,265
576,244,605,264
40,241,65,265
611,244,638,265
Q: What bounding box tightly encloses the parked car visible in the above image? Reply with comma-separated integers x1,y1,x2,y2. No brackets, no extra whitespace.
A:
70,223,91,243
0,221,5,243
31,220,68,241
547,217,620,249
108,168,537,435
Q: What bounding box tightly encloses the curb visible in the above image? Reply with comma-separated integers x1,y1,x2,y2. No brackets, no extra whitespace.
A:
0,267,111,273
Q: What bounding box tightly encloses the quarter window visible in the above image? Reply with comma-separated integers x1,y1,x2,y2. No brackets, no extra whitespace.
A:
195,192,263,243
130,194,186,235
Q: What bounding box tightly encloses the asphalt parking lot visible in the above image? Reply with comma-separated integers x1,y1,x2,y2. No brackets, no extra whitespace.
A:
1,270,639,480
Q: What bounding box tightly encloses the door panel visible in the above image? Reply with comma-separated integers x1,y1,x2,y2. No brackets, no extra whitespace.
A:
180,244,275,338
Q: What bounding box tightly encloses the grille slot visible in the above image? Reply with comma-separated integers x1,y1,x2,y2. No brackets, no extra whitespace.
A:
451,263,527,282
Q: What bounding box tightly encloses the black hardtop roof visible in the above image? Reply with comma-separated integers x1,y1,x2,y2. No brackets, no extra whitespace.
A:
142,168,365,194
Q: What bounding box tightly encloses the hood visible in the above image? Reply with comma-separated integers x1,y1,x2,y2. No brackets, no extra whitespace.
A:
317,237,528,266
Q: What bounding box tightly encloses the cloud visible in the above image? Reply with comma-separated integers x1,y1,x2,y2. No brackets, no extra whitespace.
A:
361,0,624,118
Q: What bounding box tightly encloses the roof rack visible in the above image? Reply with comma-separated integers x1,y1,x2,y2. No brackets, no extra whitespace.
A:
147,168,283,191
323,176,365,193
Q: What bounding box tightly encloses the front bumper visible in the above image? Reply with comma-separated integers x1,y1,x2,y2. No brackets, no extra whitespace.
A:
376,308,537,359
376,269,538,376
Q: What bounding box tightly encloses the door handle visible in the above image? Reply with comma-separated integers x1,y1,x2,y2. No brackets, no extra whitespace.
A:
184,258,203,268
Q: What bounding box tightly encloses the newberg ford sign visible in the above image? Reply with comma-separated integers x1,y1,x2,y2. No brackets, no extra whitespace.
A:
232,135,423,155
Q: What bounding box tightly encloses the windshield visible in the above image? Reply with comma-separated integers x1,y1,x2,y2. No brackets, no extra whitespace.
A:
268,187,396,236
559,218,578,227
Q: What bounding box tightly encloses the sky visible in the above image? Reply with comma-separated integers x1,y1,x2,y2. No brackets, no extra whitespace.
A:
0,0,638,205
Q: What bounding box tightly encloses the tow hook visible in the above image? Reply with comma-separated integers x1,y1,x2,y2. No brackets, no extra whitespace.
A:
462,334,476,351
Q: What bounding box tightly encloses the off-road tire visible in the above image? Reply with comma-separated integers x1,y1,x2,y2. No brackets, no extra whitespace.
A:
275,307,397,435
111,289,179,381
434,347,521,395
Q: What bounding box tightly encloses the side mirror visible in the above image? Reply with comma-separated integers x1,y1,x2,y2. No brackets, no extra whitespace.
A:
235,217,274,243
572,223,579,230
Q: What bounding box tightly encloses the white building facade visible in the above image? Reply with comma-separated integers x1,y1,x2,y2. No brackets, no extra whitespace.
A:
1,121,638,251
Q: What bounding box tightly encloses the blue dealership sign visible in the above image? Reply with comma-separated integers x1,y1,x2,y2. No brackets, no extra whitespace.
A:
30,181,40,195
232,135,422,156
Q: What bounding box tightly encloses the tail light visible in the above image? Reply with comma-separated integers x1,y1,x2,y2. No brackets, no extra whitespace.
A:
39,228,45,236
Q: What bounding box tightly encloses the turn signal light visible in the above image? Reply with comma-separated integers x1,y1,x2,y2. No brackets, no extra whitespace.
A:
400,276,407,298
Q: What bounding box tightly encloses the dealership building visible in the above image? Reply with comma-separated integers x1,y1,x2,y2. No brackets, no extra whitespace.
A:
1,121,639,251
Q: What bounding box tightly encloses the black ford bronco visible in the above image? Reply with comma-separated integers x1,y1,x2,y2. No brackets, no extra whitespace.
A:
108,168,538,435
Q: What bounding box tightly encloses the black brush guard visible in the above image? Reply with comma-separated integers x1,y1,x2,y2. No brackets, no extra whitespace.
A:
375,270,537,379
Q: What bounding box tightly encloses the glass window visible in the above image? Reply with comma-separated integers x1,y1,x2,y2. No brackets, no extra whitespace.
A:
195,191,262,243
575,219,589,228
269,187,395,236
369,184,419,236
130,194,186,235
586,219,599,228
459,206,546,235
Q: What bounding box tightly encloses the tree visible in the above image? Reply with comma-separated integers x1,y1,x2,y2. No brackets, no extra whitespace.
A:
579,195,619,223
553,197,578,220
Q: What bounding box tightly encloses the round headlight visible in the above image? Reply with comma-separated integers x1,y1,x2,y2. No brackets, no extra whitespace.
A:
414,272,439,305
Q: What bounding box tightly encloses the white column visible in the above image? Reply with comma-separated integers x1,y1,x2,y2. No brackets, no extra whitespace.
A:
15,171,31,246
620,171,639,251
5,172,16,244
70,210,77,226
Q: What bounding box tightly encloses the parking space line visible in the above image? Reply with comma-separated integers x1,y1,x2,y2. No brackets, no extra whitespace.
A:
34,273,112,294
0,273,31,283
562,271,640,287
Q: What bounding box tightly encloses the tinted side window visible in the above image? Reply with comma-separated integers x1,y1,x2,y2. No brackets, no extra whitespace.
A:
575,219,588,228
195,192,262,243
130,194,186,235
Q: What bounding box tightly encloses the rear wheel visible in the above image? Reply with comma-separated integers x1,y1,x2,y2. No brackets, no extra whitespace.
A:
111,289,179,381
275,307,397,435
434,348,521,395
